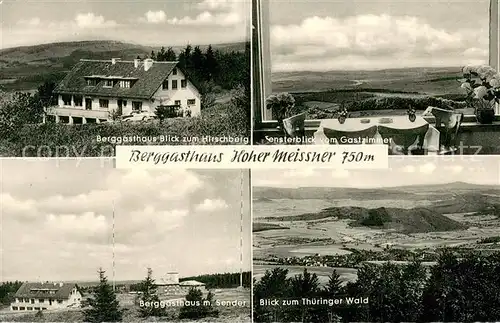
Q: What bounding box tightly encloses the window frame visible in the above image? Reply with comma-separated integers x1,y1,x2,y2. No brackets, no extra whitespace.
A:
99,99,109,108
132,101,142,111
187,99,196,105
181,79,187,88
172,80,178,89
253,0,500,126
162,80,169,90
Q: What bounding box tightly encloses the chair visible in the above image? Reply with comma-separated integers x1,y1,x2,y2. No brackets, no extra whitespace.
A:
322,126,378,144
282,112,306,138
378,124,429,155
426,107,464,154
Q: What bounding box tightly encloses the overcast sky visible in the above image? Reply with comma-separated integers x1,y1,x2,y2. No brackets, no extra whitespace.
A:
269,0,490,71
0,0,249,49
0,159,251,282
253,157,500,188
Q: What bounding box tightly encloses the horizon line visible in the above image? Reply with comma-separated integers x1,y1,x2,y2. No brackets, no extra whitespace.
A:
253,181,492,190
0,39,249,51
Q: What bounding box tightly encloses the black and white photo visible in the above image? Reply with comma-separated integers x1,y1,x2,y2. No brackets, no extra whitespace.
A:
252,158,500,322
0,159,251,322
253,0,500,155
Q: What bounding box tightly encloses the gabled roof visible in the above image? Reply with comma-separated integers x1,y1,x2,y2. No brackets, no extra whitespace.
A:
54,59,178,100
14,282,79,300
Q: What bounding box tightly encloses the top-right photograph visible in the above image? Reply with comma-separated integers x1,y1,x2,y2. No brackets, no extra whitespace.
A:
252,0,500,155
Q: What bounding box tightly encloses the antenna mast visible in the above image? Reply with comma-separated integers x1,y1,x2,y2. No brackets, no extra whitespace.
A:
239,170,244,288
112,201,116,292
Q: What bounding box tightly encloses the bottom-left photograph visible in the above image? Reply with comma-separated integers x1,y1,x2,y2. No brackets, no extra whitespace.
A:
0,159,252,323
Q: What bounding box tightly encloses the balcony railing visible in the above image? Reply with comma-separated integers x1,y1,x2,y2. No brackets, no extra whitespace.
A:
46,106,109,119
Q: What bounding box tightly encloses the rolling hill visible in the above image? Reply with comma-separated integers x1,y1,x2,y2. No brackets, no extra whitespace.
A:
264,206,468,234
0,40,247,91
253,182,498,201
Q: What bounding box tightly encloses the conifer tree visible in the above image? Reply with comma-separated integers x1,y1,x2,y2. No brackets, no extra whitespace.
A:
83,268,124,323
138,268,167,318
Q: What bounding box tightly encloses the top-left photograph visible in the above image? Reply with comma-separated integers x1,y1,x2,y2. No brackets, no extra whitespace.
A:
0,0,251,157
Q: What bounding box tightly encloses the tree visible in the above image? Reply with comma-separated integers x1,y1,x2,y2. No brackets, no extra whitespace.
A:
204,45,219,81
165,47,177,61
137,268,167,318
0,92,44,139
83,268,124,323
37,81,57,108
178,288,218,320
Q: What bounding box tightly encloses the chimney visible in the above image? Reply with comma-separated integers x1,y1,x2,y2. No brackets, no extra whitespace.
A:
111,58,121,65
134,59,140,68
144,58,154,71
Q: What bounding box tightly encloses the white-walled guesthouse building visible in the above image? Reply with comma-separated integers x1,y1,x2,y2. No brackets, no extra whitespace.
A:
46,58,202,124
10,282,82,311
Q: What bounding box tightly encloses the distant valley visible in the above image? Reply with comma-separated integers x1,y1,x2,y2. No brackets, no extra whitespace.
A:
0,40,247,92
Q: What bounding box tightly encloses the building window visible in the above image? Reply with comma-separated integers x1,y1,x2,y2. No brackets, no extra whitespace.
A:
181,80,187,88
119,80,131,88
187,99,196,105
174,100,181,106
12,307,18,310
132,101,142,112
86,79,99,86
57,300,63,304
61,95,71,106
39,299,44,303
27,307,32,310
30,299,35,304
34,307,40,310
172,68,177,75
162,80,168,90
73,96,83,107
42,308,47,310
103,80,113,88
172,80,178,89
19,307,25,310
99,99,109,108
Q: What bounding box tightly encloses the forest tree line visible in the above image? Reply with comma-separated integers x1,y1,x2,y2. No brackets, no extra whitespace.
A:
145,42,250,95
253,249,500,322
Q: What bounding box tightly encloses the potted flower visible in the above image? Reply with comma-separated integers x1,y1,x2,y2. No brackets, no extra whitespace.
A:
266,92,296,131
461,65,500,124
407,106,417,122
338,105,348,124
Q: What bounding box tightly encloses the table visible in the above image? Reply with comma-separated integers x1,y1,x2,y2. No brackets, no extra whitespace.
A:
313,116,440,155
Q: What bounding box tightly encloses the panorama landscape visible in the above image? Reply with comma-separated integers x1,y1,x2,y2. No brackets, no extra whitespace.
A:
252,160,500,322
266,0,490,119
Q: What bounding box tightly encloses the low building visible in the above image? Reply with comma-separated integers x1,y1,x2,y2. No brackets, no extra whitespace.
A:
157,272,206,295
10,282,82,311
47,58,201,124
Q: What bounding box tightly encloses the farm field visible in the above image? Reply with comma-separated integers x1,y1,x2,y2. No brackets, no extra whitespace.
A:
269,67,474,118
253,182,500,287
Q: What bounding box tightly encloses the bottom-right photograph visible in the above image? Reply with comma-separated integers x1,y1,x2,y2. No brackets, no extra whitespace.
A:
252,157,500,323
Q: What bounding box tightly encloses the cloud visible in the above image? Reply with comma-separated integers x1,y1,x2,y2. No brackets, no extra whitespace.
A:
144,10,167,24
168,0,244,26
419,162,436,174
75,13,117,29
195,198,229,212
17,17,41,26
271,14,488,71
